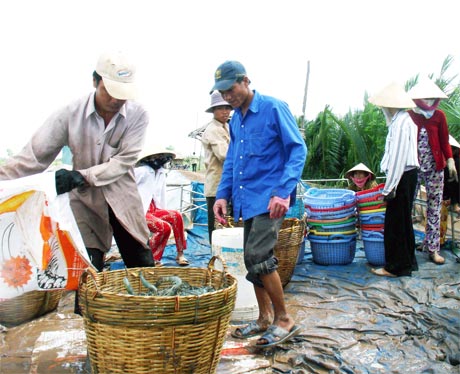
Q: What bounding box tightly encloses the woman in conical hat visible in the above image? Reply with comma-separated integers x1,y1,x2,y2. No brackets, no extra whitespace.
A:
345,163,378,192
368,82,419,278
407,77,456,265
134,145,189,266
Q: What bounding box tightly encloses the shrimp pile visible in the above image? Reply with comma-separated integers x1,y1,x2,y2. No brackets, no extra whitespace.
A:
123,272,217,296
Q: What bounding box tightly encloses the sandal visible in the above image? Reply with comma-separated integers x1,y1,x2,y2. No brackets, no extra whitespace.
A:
176,255,189,266
255,325,301,348
231,321,268,339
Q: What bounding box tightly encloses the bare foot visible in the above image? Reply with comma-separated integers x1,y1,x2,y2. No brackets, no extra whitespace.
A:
371,268,397,277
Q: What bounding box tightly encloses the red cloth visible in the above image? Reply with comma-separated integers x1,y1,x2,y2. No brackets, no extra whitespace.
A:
408,110,453,171
145,200,186,261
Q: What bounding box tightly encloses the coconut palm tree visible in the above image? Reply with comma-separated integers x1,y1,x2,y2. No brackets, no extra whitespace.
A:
300,55,460,184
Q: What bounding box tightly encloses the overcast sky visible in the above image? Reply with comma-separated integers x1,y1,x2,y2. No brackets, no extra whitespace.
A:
1,0,459,158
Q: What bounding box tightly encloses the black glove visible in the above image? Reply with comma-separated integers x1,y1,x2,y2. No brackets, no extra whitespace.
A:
383,189,396,202
55,169,87,195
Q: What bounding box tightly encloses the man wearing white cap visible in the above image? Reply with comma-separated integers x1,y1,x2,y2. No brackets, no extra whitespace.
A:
0,52,155,311
407,77,457,265
368,82,419,277
201,91,232,244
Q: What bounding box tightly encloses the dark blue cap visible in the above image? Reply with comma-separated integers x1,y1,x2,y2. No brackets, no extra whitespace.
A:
211,61,246,93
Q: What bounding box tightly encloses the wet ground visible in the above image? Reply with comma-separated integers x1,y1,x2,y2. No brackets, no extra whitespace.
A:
1,224,459,374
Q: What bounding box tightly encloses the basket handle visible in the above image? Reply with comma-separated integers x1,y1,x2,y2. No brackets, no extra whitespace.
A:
362,231,384,239
326,234,356,241
306,188,351,200
327,234,348,240
207,255,230,286
207,255,228,273
79,266,101,294
367,213,385,221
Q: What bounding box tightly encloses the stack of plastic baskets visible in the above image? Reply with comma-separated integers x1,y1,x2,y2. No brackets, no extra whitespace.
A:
356,183,386,265
304,188,357,265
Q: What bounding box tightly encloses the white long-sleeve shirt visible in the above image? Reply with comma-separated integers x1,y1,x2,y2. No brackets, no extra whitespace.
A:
134,165,167,214
380,110,419,195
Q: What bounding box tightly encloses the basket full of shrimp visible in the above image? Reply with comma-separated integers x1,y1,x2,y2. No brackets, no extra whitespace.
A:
78,255,237,374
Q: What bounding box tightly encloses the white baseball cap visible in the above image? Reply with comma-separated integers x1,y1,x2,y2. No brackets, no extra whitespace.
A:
95,51,138,100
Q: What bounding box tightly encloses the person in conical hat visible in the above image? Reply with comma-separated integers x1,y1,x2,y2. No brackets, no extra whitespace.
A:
407,77,456,265
368,82,419,277
134,145,189,266
345,163,378,192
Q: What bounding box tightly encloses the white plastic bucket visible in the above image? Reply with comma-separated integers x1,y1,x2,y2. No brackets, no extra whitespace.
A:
212,228,259,322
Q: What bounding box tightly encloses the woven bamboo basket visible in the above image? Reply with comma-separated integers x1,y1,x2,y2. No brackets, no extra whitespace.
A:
274,218,306,287
0,289,64,326
78,256,237,374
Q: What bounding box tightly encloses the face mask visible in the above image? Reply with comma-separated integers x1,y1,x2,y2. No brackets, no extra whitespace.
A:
422,99,435,106
143,156,172,170
351,175,370,189
413,98,440,111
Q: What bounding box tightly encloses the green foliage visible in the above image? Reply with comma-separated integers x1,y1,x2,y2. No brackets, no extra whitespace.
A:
300,55,460,181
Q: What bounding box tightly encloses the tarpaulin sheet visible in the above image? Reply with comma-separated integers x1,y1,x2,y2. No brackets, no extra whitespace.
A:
162,223,460,373
1,200,459,373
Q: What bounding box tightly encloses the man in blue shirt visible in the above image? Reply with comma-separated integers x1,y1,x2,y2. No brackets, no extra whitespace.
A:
212,61,307,348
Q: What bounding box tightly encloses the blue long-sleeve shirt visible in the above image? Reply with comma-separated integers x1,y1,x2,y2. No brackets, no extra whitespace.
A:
216,90,307,221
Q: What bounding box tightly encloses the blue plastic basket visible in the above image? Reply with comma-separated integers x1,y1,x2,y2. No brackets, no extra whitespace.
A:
362,231,385,266
308,220,357,232
303,188,356,209
308,234,356,265
307,206,356,220
359,213,385,224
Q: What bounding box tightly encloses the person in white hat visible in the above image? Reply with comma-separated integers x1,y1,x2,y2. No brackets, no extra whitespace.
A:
368,82,419,277
345,163,378,192
407,77,457,265
201,91,232,244
0,51,155,312
135,147,189,266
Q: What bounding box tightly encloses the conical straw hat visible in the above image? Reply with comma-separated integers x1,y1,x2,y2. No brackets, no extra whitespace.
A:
345,163,375,180
408,77,448,99
137,145,176,162
449,134,460,149
368,82,415,109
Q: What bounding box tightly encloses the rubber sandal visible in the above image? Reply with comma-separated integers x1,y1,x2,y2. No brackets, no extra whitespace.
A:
255,325,301,348
176,255,189,266
231,321,267,339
